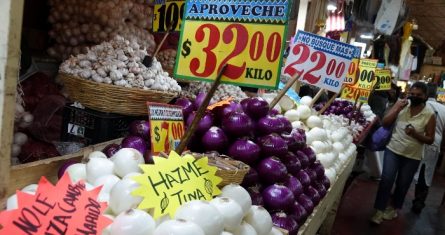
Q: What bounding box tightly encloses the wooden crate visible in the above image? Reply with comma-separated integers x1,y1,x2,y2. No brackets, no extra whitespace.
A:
1,138,121,207
298,153,357,235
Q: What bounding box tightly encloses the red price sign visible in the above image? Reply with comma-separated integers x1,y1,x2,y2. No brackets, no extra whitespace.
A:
147,103,185,155
284,30,355,93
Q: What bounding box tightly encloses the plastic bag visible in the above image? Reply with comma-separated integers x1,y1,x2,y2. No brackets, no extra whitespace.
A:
368,125,394,151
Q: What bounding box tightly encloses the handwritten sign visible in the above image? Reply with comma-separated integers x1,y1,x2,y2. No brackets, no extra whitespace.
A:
0,173,111,235
132,151,222,219
174,0,292,89
344,46,361,84
437,88,445,103
148,103,185,155
283,30,355,93
153,0,185,32
355,59,378,90
374,69,392,90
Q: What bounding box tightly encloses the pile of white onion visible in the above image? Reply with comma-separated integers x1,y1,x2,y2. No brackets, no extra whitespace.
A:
12,94,33,163
181,82,248,103
59,36,181,93
47,0,156,60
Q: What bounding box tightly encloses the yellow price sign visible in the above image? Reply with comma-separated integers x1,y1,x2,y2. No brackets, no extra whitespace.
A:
174,0,291,89
355,59,378,90
148,103,185,155
344,58,359,84
153,0,185,32
374,69,392,90
132,151,222,219
437,88,445,103
341,85,372,103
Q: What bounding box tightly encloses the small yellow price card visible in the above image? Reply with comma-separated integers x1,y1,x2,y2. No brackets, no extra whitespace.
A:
437,88,445,103
132,151,222,218
153,0,185,32
174,0,292,89
355,59,378,90
148,103,185,155
344,58,359,84
374,69,392,91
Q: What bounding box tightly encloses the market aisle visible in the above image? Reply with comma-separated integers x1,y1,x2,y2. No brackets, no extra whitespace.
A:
332,174,445,235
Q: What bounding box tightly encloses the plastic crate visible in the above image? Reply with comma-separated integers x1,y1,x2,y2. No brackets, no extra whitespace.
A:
61,104,146,145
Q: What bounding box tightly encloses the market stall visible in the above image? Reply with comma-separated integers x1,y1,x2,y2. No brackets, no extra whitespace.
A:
0,0,424,235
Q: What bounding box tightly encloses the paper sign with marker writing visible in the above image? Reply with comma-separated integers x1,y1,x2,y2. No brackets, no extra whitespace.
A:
148,102,185,155
153,0,185,32
374,69,392,91
0,173,111,235
283,30,355,93
344,46,361,84
132,151,222,219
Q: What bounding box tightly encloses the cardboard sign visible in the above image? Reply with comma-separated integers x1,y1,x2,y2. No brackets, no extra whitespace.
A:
283,30,355,93
344,46,361,84
153,0,185,32
132,151,222,219
148,103,185,155
0,173,111,235
374,69,392,90
174,0,292,89
437,88,445,103
356,59,378,90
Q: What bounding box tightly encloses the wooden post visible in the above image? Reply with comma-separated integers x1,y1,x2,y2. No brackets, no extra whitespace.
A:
0,0,25,206
318,87,344,115
175,65,227,154
269,73,301,110
309,88,326,107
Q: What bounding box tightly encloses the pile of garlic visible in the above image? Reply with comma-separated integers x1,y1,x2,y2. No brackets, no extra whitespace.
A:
59,36,181,93
181,82,248,103
47,0,156,60
157,49,177,73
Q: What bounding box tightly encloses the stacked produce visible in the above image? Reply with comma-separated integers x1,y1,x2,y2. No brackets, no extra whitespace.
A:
59,36,181,93
47,0,156,60
174,96,331,233
181,82,248,103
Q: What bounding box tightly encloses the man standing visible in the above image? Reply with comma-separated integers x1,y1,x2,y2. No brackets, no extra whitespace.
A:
412,83,445,213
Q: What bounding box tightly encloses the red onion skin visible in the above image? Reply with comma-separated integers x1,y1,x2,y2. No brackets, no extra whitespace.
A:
320,175,331,190
281,132,299,152
290,129,307,150
257,115,285,135
305,185,321,205
201,126,228,151
301,146,316,164
285,175,304,197
295,150,310,169
296,170,311,188
297,193,314,214
282,152,302,176
257,133,288,158
312,182,327,198
276,115,293,133
222,112,254,137
129,120,150,140
262,184,295,212
247,185,264,206
175,98,194,119
241,167,260,187
290,201,308,224
245,97,270,119
194,92,207,109
305,168,318,182
121,136,147,155
268,109,280,116
257,157,288,185
58,160,77,179
102,143,121,158
271,212,299,235
186,112,214,134
311,161,325,179
241,98,252,113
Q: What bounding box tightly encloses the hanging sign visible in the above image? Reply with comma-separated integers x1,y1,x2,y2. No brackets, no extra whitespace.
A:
374,69,392,90
132,151,222,219
174,0,292,89
344,46,362,84
0,173,111,235
437,88,445,103
283,30,355,93
148,103,185,155
153,0,185,32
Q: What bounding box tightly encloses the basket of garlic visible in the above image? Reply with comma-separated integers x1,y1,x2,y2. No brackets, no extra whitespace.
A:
59,36,181,116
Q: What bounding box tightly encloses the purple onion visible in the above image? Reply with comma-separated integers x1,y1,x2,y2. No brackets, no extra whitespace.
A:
305,168,318,182
281,152,302,176
186,111,214,134
121,136,147,155
222,112,254,137
229,139,260,165
271,212,299,235
129,120,150,140
312,182,327,198
301,147,316,164
240,98,252,112
247,185,264,206
102,143,121,158
241,167,259,187
281,132,299,152
276,115,293,133
175,98,194,119
58,160,77,179
285,175,304,197
291,201,308,224
295,150,309,169
296,170,311,188
305,185,321,205
194,92,207,109
257,115,285,135
311,161,325,179
291,128,307,150
220,102,242,117
257,157,288,185
262,184,295,212
201,126,228,151
297,193,315,214
257,133,288,158
245,97,270,119
320,175,331,190
269,109,280,116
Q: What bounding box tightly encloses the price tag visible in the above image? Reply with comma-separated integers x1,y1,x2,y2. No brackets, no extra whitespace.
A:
437,88,445,103
341,86,371,103
174,0,292,90
132,151,222,218
344,46,361,84
374,69,392,90
284,30,355,93
148,103,185,155
153,0,185,32
355,59,378,90
0,173,111,234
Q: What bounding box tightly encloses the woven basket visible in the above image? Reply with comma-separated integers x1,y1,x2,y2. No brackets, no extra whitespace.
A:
60,73,179,116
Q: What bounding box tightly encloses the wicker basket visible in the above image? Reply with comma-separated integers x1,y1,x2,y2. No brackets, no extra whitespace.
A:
60,73,179,116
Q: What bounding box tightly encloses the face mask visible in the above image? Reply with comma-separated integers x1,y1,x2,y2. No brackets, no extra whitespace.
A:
408,96,425,106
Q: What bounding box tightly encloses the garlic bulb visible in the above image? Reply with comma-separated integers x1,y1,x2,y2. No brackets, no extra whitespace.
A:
181,82,248,102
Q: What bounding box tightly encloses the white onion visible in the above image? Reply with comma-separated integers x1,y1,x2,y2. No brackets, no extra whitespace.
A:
86,157,115,183
66,163,87,183
268,227,283,235
244,206,273,235
109,178,142,215
306,115,323,129
86,151,107,160
123,172,142,180
284,110,300,122
332,142,345,154
112,148,144,177
300,96,313,106
94,174,120,195
233,222,258,235
6,194,18,210
110,209,155,235
13,132,28,146
175,200,224,235
325,168,337,183
154,219,205,235
296,105,312,120
222,232,235,235
210,197,244,232
155,215,171,227
220,184,252,216
21,184,38,194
